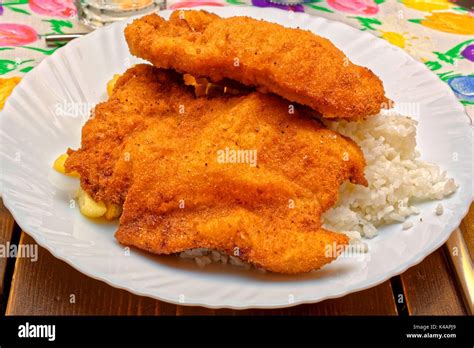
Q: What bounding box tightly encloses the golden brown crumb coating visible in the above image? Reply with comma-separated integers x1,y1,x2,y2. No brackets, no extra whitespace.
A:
66,64,367,273
125,11,389,120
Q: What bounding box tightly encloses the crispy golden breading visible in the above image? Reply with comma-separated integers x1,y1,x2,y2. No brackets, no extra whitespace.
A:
66,64,368,273
125,11,389,120
66,65,190,204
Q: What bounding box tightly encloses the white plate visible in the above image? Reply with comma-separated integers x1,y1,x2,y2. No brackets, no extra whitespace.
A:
0,6,472,309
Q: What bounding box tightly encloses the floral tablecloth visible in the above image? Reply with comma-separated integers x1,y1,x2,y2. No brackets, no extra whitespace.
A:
0,0,473,116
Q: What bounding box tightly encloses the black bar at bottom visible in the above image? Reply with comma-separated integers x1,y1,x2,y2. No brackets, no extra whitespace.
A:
0,316,472,345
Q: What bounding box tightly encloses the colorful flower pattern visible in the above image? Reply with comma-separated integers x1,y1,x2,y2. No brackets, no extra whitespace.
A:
0,0,473,109
461,44,474,62
447,76,474,103
251,0,305,12
0,76,21,110
326,0,379,15
401,0,454,12
0,24,38,46
410,12,474,35
28,0,77,18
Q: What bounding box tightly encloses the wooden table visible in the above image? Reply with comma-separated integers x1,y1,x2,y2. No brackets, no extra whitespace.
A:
1,199,472,315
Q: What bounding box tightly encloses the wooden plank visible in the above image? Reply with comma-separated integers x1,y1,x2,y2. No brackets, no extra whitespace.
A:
459,202,474,262
444,202,474,314
6,233,398,315
0,199,16,309
239,282,397,315
445,229,473,314
400,247,467,315
6,233,174,315
176,280,398,315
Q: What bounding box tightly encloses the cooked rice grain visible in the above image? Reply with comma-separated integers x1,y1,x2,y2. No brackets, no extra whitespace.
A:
322,114,457,238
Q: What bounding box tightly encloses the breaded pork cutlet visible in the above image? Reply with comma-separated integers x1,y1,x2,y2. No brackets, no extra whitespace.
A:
125,10,389,120
66,64,368,273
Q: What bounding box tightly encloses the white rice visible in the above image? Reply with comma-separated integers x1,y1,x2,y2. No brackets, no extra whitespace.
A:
180,113,457,267
179,248,252,270
435,203,444,216
322,114,457,239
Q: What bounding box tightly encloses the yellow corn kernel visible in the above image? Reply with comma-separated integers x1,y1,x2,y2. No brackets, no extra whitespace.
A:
78,188,107,218
183,73,196,86
107,74,121,96
0,76,21,110
53,153,79,177
104,202,122,220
